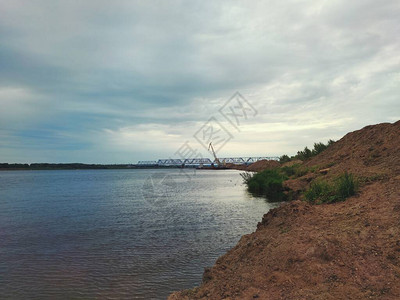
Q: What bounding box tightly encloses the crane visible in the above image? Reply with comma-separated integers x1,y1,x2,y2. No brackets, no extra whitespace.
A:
208,142,221,166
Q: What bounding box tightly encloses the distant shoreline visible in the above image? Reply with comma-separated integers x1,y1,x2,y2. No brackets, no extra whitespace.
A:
0,163,188,171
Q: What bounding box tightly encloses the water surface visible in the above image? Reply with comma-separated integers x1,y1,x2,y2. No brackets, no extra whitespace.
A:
0,169,277,299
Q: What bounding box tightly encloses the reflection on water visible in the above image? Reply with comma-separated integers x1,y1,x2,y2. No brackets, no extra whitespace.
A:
0,169,278,299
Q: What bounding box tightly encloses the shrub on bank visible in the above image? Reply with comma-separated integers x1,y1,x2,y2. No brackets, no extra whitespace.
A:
281,164,298,177
241,169,288,202
305,172,358,204
304,180,333,204
336,172,357,200
281,164,319,179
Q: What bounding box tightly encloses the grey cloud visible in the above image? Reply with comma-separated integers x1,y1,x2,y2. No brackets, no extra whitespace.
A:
0,0,399,162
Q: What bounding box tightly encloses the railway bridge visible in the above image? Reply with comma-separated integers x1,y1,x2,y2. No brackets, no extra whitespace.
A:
136,156,279,167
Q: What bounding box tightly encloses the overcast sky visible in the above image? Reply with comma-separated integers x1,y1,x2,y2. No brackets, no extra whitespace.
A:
1,0,399,163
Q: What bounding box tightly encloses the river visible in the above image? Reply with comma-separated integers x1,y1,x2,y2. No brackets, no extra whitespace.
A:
0,169,277,299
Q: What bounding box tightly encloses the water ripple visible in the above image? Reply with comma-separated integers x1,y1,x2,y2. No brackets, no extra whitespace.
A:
0,169,277,299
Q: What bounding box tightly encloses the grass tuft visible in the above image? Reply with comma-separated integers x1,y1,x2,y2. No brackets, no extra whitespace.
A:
336,172,357,201
304,172,358,204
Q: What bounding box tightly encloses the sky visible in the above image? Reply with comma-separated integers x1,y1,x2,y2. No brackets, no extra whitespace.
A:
0,0,399,163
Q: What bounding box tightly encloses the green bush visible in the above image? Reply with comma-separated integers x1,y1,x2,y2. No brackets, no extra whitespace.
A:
240,171,253,183
294,166,309,177
312,142,328,155
281,164,304,177
279,154,291,164
281,165,295,177
327,139,335,146
336,172,357,201
304,172,358,204
296,146,313,160
304,180,333,204
242,169,288,202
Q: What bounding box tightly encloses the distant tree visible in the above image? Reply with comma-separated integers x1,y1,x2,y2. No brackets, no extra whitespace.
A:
328,139,335,146
296,146,312,160
281,139,336,162
279,154,291,164
312,142,328,155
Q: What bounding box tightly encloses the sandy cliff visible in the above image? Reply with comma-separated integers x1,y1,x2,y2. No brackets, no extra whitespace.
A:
169,121,400,300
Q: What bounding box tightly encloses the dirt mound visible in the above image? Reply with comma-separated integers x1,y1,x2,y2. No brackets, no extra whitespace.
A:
226,160,280,172
246,160,280,172
305,121,400,178
282,159,302,167
170,177,400,299
169,121,400,300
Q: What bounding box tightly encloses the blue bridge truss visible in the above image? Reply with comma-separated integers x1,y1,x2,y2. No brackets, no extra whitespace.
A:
137,157,279,166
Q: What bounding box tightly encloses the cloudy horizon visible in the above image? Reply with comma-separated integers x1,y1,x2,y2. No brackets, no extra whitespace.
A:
1,0,399,164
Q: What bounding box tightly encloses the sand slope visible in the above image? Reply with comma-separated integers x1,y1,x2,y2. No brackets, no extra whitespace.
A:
169,121,400,300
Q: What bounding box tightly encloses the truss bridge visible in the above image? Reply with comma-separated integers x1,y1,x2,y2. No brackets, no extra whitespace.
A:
137,156,279,167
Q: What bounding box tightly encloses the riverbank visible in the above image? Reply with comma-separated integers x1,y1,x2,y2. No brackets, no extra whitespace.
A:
169,120,400,299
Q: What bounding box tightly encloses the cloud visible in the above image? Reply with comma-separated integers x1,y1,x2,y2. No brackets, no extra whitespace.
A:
0,0,399,162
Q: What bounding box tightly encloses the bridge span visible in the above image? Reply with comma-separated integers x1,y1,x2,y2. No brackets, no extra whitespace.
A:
136,156,279,167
